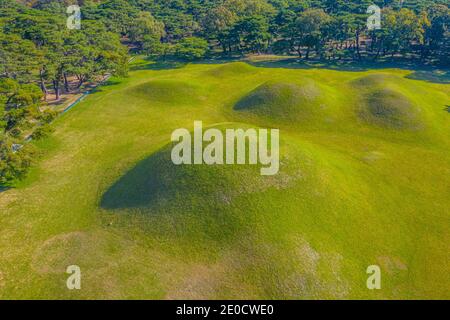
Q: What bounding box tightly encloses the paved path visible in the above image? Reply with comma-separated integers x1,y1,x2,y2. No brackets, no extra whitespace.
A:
62,74,111,114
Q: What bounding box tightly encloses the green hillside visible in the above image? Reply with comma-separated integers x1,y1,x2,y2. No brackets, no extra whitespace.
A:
0,59,449,299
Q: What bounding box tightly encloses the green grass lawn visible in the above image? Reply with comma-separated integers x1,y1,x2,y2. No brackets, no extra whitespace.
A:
0,58,449,299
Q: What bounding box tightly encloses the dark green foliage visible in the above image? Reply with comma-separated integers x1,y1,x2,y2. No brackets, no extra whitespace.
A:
173,37,209,60
0,79,42,131
0,78,44,183
7,0,448,64
0,137,35,185
37,109,58,124
31,124,54,140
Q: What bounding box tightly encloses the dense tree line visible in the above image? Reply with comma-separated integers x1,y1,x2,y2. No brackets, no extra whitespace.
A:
13,0,449,65
1,0,448,184
78,0,448,64
0,0,128,184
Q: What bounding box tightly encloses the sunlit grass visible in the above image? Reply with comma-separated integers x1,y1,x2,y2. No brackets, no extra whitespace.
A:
0,58,449,299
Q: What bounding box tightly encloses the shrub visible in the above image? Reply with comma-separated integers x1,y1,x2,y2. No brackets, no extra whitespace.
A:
0,140,35,185
31,124,54,140
37,109,58,124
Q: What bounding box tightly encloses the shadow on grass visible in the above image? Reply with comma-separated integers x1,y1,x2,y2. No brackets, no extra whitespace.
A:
249,57,372,72
405,70,450,84
0,185,11,193
47,96,70,107
445,105,450,113
130,54,247,71
102,79,122,87
131,54,449,84
88,78,122,95
130,59,187,71
249,57,449,80
100,150,171,210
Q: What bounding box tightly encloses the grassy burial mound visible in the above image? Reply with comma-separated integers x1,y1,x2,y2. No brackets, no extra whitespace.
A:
101,123,302,212
126,80,202,105
234,81,329,122
358,88,423,130
350,73,404,88
207,62,257,78
0,60,449,300
99,123,314,248
350,74,424,130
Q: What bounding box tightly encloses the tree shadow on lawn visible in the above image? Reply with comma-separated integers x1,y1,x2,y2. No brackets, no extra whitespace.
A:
249,57,449,82
88,78,122,95
0,185,10,193
130,59,188,71
249,57,371,72
249,57,442,72
47,96,71,108
131,54,449,84
445,105,450,113
130,54,252,71
102,79,122,87
405,70,450,84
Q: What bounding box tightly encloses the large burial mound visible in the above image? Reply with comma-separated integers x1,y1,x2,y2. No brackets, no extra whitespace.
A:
101,124,304,212
100,123,315,245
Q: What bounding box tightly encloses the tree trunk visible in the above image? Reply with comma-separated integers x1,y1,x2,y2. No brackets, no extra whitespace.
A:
420,42,429,62
63,73,70,93
5,94,16,107
53,80,60,101
316,46,322,59
39,68,48,101
355,30,361,60
76,75,85,89
374,42,382,61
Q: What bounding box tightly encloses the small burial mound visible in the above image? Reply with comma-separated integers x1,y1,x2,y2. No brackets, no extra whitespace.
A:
208,62,256,77
359,88,423,130
234,81,323,121
126,80,200,105
350,74,403,88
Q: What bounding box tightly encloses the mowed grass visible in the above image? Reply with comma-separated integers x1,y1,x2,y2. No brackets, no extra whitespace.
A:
0,59,449,299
